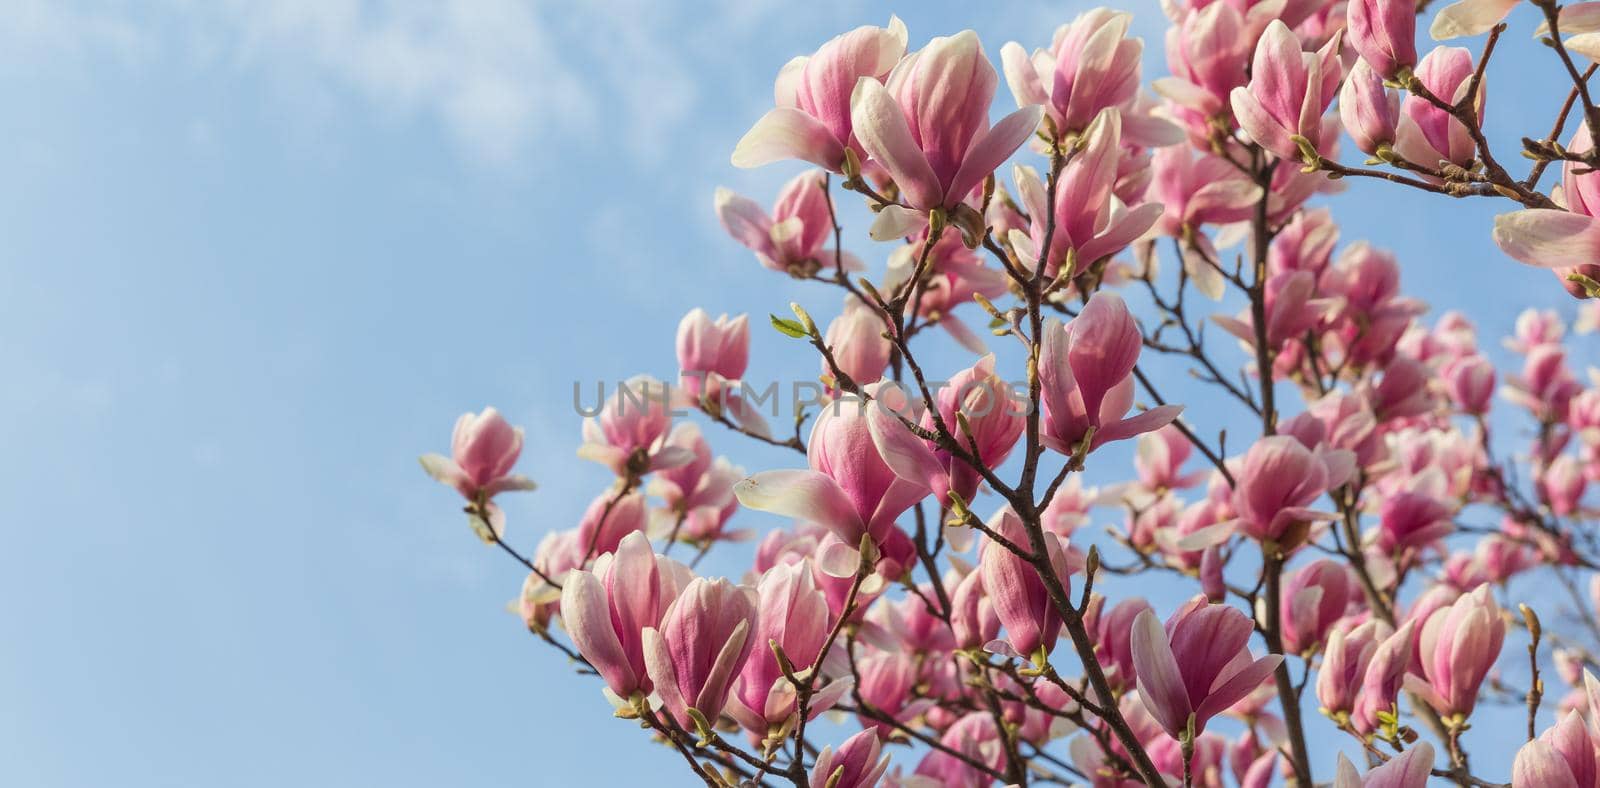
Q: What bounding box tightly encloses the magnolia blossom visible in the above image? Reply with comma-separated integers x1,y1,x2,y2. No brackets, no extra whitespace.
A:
732,17,908,171
1229,22,1343,161
849,30,1044,239
1348,0,1418,78
822,296,892,389
1131,597,1283,739
728,562,846,733
811,730,890,788
419,408,536,510
717,171,861,276
1039,292,1183,455
676,309,749,398
1407,584,1506,717
925,354,1025,506
1280,559,1358,655
1000,9,1147,137
1496,125,1600,279
1226,435,1344,549
1341,60,1402,156
1011,110,1164,279
1157,2,1250,119
559,532,687,700
642,577,760,729
1513,711,1600,787
1395,46,1479,168
1334,743,1435,787
980,506,1077,660
578,374,693,477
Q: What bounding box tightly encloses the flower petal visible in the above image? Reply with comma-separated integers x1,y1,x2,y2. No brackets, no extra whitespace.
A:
731,108,846,170
1492,209,1600,268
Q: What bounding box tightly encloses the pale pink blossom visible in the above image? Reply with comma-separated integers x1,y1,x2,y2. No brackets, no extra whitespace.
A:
716,171,861,276
850,31,1044,239
642,576,760,729
732,18,908,171
1040,291,1184,455
1000,9,1147,137
1130,597,1283,738
1229,22,1343,161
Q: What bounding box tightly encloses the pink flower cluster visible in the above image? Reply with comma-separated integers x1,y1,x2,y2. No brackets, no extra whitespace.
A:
419,4,1600,786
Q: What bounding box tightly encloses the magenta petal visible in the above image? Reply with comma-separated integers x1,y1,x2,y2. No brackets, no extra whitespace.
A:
1493,209,1600,269
734,470,866,544
1130,608,1193,737
947,104,1045,207
850,77,943,210
1092,404,1184,449
1192,654,1282,730
731,108,846,170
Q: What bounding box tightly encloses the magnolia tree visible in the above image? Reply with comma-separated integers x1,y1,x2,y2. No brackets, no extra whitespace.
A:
423,1,1600,785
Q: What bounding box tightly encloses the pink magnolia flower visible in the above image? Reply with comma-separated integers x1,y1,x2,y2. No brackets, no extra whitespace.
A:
1000,9,1145,137
520,529,588,632
1318,619,1388,720
728,562,844,734
1157,2,1250,118
855,650,927,734
1341,60,1402,156
1348,0,1418,78
1214,269,1331,354
1269,208,1339,277
1508,307,1567,353
980,506,1077,660
649,423,738,515
1039,291,1184,455
579,375,693,477
716,171,860,276
420,407,536,504
811,730,890,788
849,30,1044,239
734,381,941,553
1504,345,1583,421
1407,583,1506,717
1365,356,1438,421
1086,595,1153,690
1442,355,1495,414
1543,454,1588,516
1136,426,1207,491
1229,435,1340,548
951,568,1001,650
1229,21,1343,161
925,354,1024,506
822,296,892,389
1375,490,1456,558
732,17,908,171
1430,0,1519,39
574,489,649,561
913,713,1005,786
1333,742,1435,787
1130,597,1283,739
559,532,685,700
1396,46,1479,168
1281,559,1358,655
1496,125,1600,277
676,309,749,400
1352,621,1416,734
1146,143,1262,298
1513,711,1600,787
1011,110,1164,279
642,576,760,729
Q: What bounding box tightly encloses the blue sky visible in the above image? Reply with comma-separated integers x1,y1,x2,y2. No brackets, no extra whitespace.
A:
0,1,1587,785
